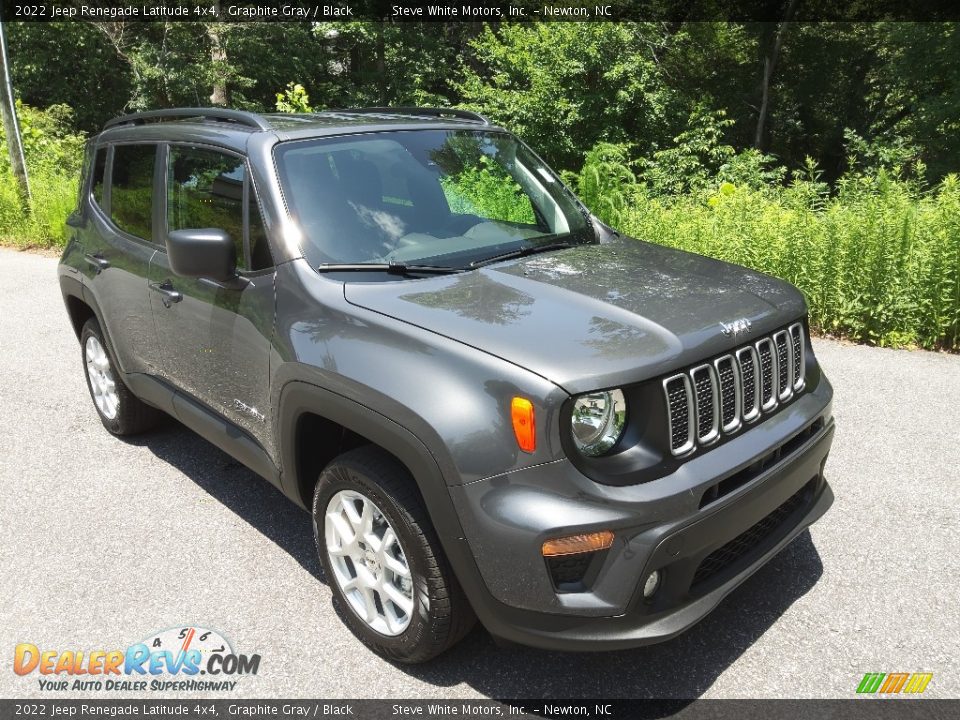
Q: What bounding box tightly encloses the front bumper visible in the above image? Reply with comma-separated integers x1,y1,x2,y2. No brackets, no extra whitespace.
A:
448,377,834,651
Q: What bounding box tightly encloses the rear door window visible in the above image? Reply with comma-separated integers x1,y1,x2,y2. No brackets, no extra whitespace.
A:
110,144,157,242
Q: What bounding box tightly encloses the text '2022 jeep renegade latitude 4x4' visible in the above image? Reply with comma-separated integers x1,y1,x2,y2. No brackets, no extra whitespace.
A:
59,107,834,662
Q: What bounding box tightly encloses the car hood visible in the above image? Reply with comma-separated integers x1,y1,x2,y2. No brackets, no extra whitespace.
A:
343,237,807,394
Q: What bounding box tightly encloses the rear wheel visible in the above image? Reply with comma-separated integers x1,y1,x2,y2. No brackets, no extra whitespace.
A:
313,446,475,663
80,318,160,436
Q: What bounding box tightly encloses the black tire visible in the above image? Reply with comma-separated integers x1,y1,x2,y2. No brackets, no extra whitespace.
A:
80,317,161,436
313,446,476,663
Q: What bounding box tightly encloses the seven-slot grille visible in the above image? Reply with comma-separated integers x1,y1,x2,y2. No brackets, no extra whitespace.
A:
662,322,806,456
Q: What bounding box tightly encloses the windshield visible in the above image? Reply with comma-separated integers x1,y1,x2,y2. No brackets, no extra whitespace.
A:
274,130,594,269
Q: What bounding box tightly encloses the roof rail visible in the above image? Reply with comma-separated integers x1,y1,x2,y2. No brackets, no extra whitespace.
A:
103,108,272,132
327,107,490,125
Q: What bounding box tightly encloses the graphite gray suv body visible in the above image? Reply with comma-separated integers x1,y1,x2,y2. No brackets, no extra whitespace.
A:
58,107,835,662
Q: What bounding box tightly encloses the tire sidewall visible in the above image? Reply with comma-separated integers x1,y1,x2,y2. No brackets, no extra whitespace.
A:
312,461,434,659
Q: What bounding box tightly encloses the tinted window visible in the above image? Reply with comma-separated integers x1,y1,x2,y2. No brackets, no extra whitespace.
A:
248,194,273,271
91,147,106,208
111,145,156,241
167,146,245,268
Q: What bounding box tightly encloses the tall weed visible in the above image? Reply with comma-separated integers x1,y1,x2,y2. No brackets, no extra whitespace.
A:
0,103,83,248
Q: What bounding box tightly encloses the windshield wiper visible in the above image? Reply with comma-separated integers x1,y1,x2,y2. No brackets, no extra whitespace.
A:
316,262,466,276
470,241,574,269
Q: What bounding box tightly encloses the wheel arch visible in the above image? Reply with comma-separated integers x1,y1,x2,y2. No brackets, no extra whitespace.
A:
277,380,451,515
60,274,99,341
65,293,97,340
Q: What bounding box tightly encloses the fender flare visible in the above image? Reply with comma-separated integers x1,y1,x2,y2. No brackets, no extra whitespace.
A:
59,274,122,368
275,379,507,623
277,380,454,514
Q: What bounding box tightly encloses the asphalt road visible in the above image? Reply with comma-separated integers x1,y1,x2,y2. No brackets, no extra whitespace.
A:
1,247,958,700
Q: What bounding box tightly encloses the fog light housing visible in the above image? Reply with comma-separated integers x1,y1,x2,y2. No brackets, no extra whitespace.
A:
643,570,661,599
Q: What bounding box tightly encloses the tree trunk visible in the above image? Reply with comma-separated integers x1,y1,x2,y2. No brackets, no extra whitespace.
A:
0,21,30,208
375,21,386,105
754,0,799,150
207,2,228,106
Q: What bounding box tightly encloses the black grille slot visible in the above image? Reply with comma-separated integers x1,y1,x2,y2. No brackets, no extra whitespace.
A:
716,357,738,428
665,376,691,453
775,332,790,395
737,348,758,420
757,340,775,407
692,480,814,589
790,324,804,388
691,366,716,441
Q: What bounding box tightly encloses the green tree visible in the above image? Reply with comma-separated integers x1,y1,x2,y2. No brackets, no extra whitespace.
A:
456,23,680,171
864,22,960,183
6,22,131,131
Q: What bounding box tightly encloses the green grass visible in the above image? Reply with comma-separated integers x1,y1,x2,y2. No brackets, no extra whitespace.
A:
0,165,77,249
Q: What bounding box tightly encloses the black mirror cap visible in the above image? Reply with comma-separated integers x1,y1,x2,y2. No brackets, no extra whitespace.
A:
167,228,236,282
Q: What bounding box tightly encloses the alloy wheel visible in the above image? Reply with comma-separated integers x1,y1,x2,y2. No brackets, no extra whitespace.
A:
85,335,119,420
324,489,415,636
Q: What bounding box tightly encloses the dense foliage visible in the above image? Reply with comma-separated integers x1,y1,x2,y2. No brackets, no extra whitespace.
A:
1,19,958,349
0,103,83,246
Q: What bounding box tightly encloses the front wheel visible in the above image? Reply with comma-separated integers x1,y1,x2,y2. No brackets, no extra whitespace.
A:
313,446,475,663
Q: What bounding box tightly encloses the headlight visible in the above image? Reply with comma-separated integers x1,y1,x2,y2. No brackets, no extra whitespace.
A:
571,389,627,456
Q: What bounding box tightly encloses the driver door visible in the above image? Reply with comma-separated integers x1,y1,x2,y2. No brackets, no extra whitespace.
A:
148,143,276,453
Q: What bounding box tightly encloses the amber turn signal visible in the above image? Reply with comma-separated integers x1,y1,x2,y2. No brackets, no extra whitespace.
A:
541,530,615,557
511,396,536,453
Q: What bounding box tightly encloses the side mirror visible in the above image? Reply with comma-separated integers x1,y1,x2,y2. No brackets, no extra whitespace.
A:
167,228,236,282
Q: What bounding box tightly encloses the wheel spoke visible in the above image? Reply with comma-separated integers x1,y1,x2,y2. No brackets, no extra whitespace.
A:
383,553,410,579
379,527,396,553
359,499,374,536
341,496,363,531
326,511,355,547
383,599,404,633
381,581,414,616
361,588,379,623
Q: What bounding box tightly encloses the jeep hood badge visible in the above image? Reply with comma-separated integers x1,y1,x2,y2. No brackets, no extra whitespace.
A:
720,318,753,338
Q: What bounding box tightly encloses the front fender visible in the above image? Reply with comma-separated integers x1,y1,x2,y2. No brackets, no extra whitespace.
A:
272,259,569,488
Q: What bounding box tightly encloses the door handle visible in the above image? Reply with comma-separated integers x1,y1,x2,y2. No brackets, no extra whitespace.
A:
83,252,110,273
149,280,183,307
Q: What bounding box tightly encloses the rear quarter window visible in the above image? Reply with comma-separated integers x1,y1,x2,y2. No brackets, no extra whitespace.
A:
91,146,107,210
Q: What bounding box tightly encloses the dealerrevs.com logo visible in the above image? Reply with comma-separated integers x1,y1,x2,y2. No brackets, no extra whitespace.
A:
13,626,261,692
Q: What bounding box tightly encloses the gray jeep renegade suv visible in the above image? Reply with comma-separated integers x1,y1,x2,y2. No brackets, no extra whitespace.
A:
58,107,834,662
